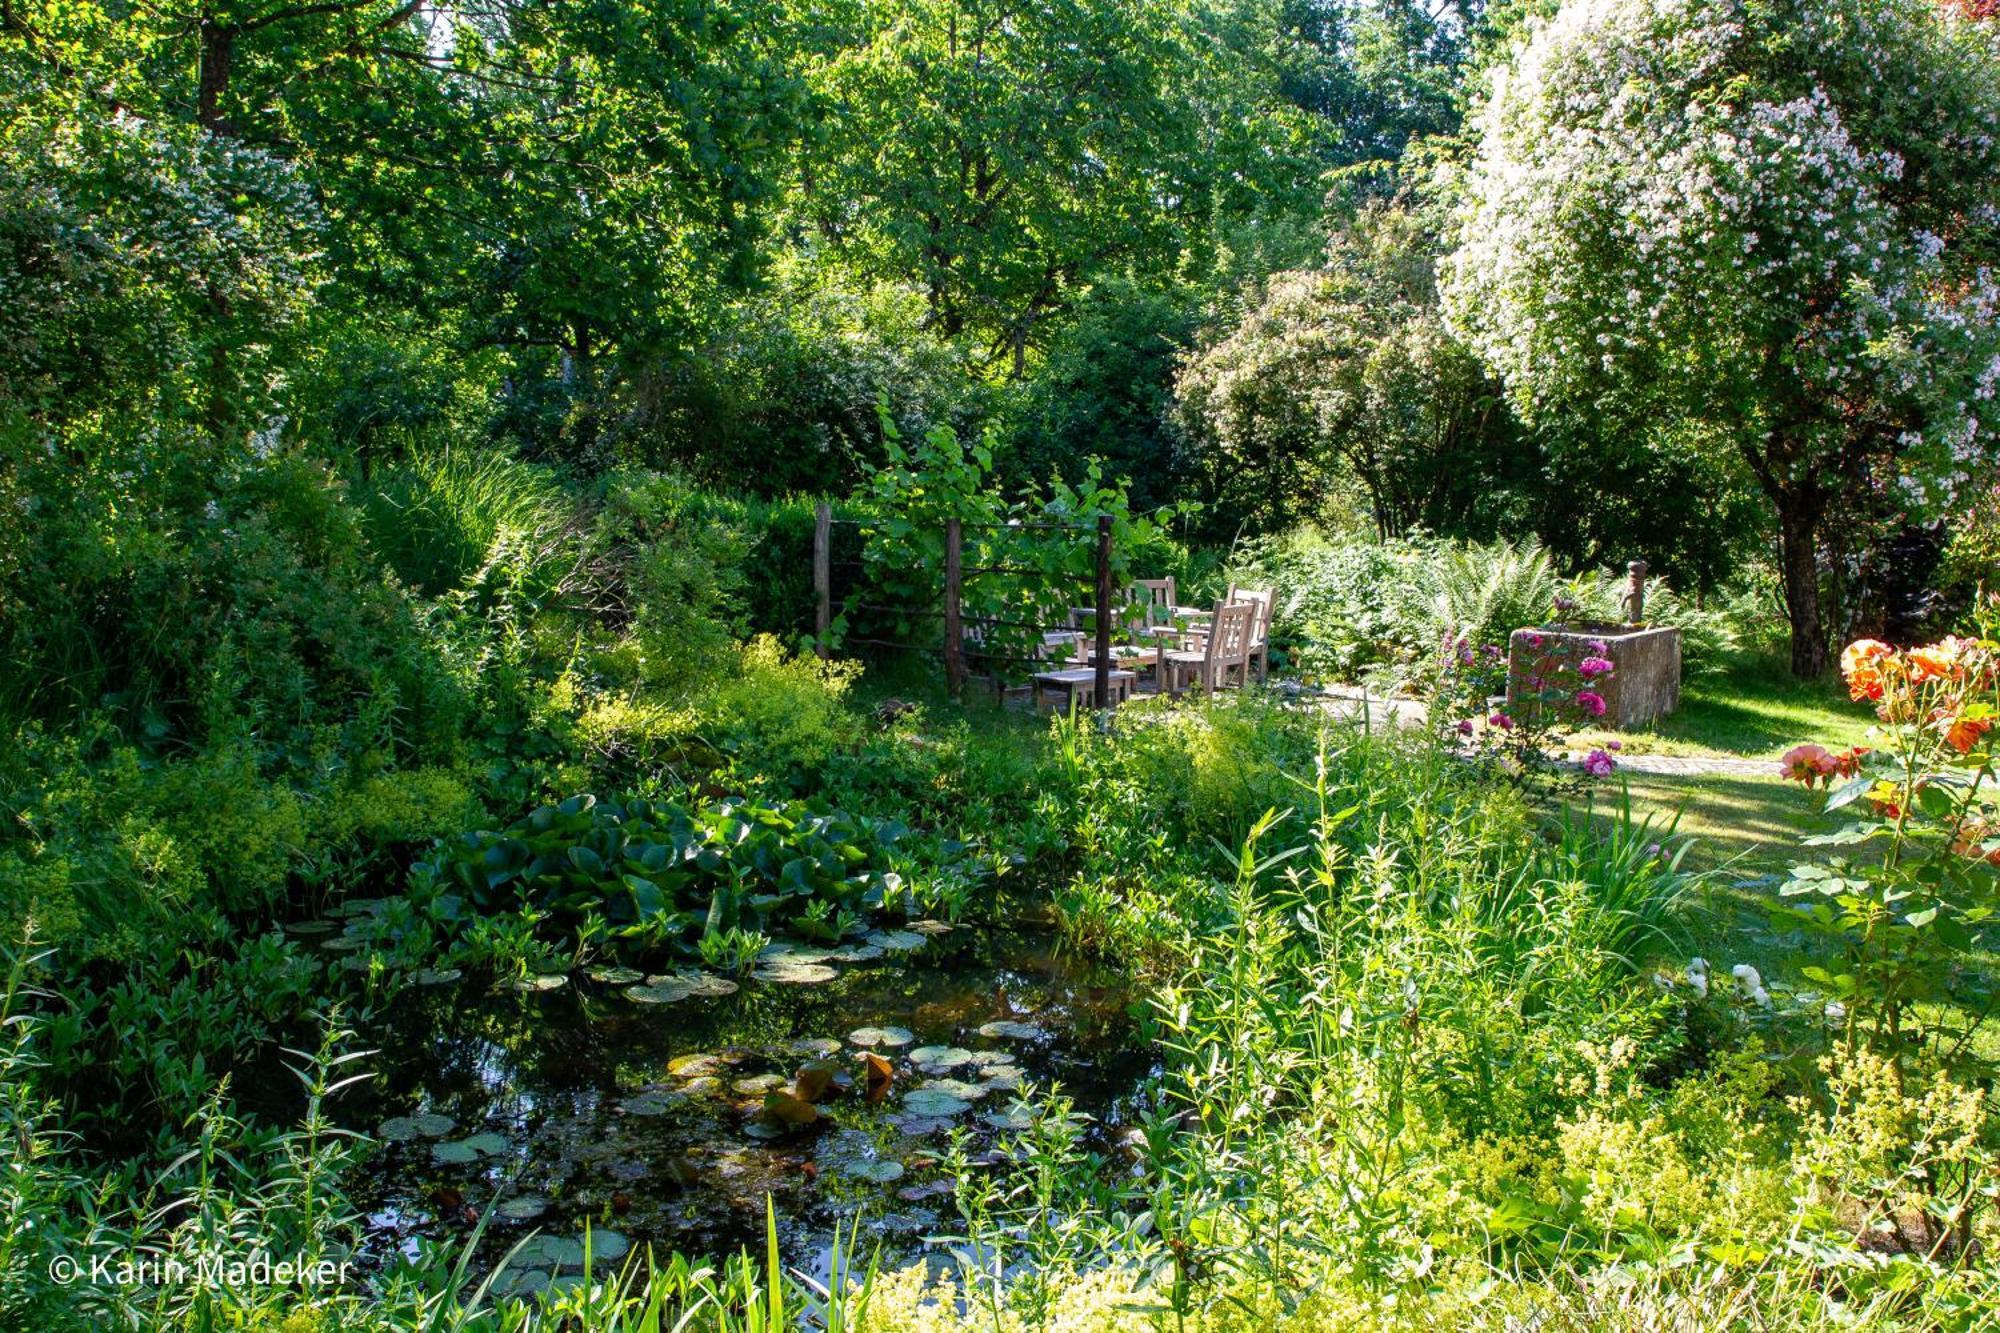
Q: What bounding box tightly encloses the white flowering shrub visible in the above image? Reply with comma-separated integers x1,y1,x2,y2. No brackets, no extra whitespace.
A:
1443,0,2000,673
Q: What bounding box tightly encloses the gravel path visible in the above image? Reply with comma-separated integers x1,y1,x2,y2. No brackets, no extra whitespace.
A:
1608,753,1776,778
1309,686,1780,778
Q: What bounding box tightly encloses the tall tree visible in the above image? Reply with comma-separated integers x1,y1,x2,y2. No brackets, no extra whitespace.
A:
4,0,808,461
801,0,1313,377
1444,0,2000,675
1176,198,1518,537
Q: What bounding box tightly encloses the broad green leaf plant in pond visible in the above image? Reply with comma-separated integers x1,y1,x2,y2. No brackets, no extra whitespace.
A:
397,793,924,965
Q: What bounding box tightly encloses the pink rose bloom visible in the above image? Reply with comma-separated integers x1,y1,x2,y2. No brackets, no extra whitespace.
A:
1576,690,1608,717
1588,639,1608,656
1606,740,1622,751
1488,712,1514,731
1582,748,1616,777
1779,743,1839,786
1526,633,1545,649
1580,656,1614,677
1457,719,1476,736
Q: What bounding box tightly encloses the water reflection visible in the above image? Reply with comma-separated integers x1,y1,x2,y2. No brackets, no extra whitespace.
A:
348,927,1156,1287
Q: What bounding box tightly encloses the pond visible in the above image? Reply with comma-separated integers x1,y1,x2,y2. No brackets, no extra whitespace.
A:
343,920,1157,1300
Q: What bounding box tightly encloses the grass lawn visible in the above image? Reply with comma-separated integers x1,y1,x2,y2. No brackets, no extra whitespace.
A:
1572,650,1875,759
1601,771,1830,871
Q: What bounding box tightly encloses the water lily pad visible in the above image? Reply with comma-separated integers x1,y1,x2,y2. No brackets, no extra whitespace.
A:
919,1077,987,1102
682,1075,724,1097
513,1235,586,1269
668,1053,731,1078
498,1195,549,1222
731,1074,785,1095
979,1065,1026,1091
431,1140,479,1165
508,973,567,993
848,1025,914,1049
284,919,340,938
743,1120,784,1141
788,1037,842,1059
319,936,366,954
865,930,927,952
976,1021,1044,1041
825,945,885,963
907,1046,972,1069
490,1267,549,1299
588,966,644,985
887,1114,952,1136
588,1230,630,1263
909,920,954,935
626,981,695,1004
336,897,389,918
902,1089,970,1117
965,1050,1016,1068
379,1112,454,1141
681,972,739,998
983,1103,1036,1132
845,1159,905,1183
621,1090,683,1116
753,961,838,985
758,943,835,964
408,967,462,986
461,1131,510,1155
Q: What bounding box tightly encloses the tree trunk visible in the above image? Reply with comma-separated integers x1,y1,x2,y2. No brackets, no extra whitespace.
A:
198,19,236,134
1776,495,1828,678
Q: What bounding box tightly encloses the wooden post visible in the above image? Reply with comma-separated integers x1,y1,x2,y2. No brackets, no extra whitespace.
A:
1626,559,1648,625
813,501,831,657
943,517,964,696
1094,514,1112,711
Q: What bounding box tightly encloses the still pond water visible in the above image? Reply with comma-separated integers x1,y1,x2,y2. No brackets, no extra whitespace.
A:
343,922,1156,1298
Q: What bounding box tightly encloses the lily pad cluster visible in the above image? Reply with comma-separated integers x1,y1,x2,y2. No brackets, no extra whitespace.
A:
418,793,919,958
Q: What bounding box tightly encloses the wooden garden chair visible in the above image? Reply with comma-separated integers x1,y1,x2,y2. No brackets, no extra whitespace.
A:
1127,579,1176,634
1227,584,1275,682
1160,600,1255,696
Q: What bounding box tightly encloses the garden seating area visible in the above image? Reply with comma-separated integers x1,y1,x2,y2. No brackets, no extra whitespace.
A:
1028,579,1275,707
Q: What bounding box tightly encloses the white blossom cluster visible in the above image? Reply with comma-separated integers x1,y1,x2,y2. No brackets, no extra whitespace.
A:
1442,0,2000,510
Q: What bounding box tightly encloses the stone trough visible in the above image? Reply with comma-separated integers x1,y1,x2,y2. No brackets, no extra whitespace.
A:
1507,623,1682,729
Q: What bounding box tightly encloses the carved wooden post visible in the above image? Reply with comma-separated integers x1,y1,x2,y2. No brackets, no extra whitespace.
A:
1626,559,1648,624
1094,514,1113,711
812,501,831,657
943,517,964,696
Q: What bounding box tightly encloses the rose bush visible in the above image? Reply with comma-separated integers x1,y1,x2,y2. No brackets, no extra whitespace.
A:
1777,628,1999,1058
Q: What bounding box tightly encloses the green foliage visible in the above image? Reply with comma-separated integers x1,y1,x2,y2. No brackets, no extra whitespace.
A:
847,413,1186,678
1445,0,2000,671
419,791,910,955
805,0,1315,372
356,448,574,599
701,636,864,782
1177,198,1525,537
624,268,993,495
1003,280,1204,514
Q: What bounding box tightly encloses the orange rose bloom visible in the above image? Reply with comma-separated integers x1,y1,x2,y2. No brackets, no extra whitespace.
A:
1841,639,1893,702
1939,713,1994,755
1908,643,1961,683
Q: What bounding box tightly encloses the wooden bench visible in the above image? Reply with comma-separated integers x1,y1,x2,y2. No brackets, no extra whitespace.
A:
1031,667,1136,713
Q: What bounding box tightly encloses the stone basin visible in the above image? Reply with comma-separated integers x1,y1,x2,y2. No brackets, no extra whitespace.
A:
1507,623,1681,729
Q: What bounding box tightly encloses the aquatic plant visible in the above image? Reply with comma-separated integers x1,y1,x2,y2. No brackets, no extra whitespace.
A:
414,793,919,961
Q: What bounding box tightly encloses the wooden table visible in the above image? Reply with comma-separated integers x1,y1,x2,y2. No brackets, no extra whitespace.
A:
1031,667,1136,713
